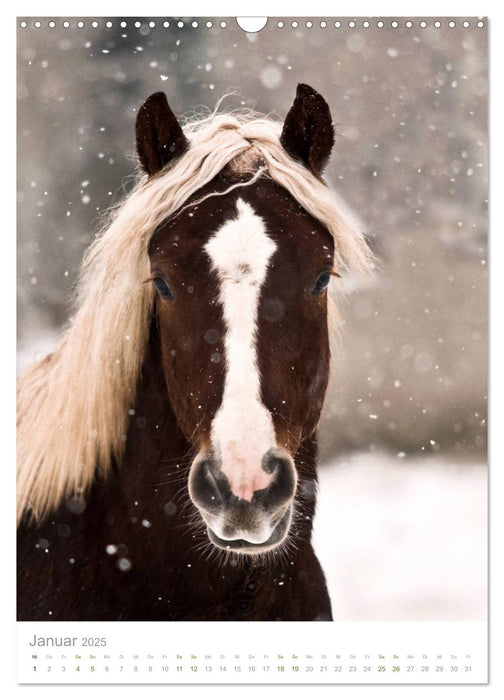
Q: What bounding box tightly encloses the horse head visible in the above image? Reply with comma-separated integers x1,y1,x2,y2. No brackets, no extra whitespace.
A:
137,85,338,555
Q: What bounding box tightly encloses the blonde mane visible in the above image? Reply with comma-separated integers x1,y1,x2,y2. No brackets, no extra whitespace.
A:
17,108,374,524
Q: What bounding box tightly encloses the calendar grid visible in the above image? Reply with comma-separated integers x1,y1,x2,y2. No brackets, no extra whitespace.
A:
17,621,487,684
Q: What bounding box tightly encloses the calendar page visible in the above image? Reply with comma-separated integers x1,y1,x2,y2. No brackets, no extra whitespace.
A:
16,13,488,686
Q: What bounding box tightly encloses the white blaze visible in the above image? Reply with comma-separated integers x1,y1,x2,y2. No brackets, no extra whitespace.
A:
205,198,277,501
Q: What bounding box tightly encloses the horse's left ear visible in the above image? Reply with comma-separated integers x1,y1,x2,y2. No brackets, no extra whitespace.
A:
280,84,335,178
135,91,189,176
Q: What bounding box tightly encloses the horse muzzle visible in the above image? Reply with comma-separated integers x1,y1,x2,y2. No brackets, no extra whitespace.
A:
188,449,297,555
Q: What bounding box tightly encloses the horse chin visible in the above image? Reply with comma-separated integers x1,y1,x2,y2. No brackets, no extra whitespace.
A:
206,507,292,556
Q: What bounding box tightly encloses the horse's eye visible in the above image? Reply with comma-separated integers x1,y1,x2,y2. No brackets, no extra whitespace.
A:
153,276,174,300
311,271,331,295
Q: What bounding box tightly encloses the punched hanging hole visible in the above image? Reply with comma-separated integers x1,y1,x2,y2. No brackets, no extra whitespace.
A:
236,17,268,33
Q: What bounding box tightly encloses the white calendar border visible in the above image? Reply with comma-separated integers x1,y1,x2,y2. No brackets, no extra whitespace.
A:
6,0,500,697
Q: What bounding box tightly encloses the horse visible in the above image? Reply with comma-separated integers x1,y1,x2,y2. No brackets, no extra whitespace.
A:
17,84,373,621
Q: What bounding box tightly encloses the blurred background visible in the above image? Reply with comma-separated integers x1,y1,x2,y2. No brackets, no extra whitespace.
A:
17,17,487,620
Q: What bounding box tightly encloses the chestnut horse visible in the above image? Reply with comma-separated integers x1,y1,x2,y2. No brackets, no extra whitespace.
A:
17,84,372,620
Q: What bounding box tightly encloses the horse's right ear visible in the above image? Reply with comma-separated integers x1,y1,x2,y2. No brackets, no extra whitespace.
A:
135,92,189,176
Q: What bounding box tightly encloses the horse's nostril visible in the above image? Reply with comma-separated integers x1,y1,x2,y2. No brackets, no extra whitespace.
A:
255,450,297,509
263,457,280,474
262,451,290,476
189,456,228,511
202,459,216,481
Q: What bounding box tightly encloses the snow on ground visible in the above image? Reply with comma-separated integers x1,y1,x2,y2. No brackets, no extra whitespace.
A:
312,452,487,621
